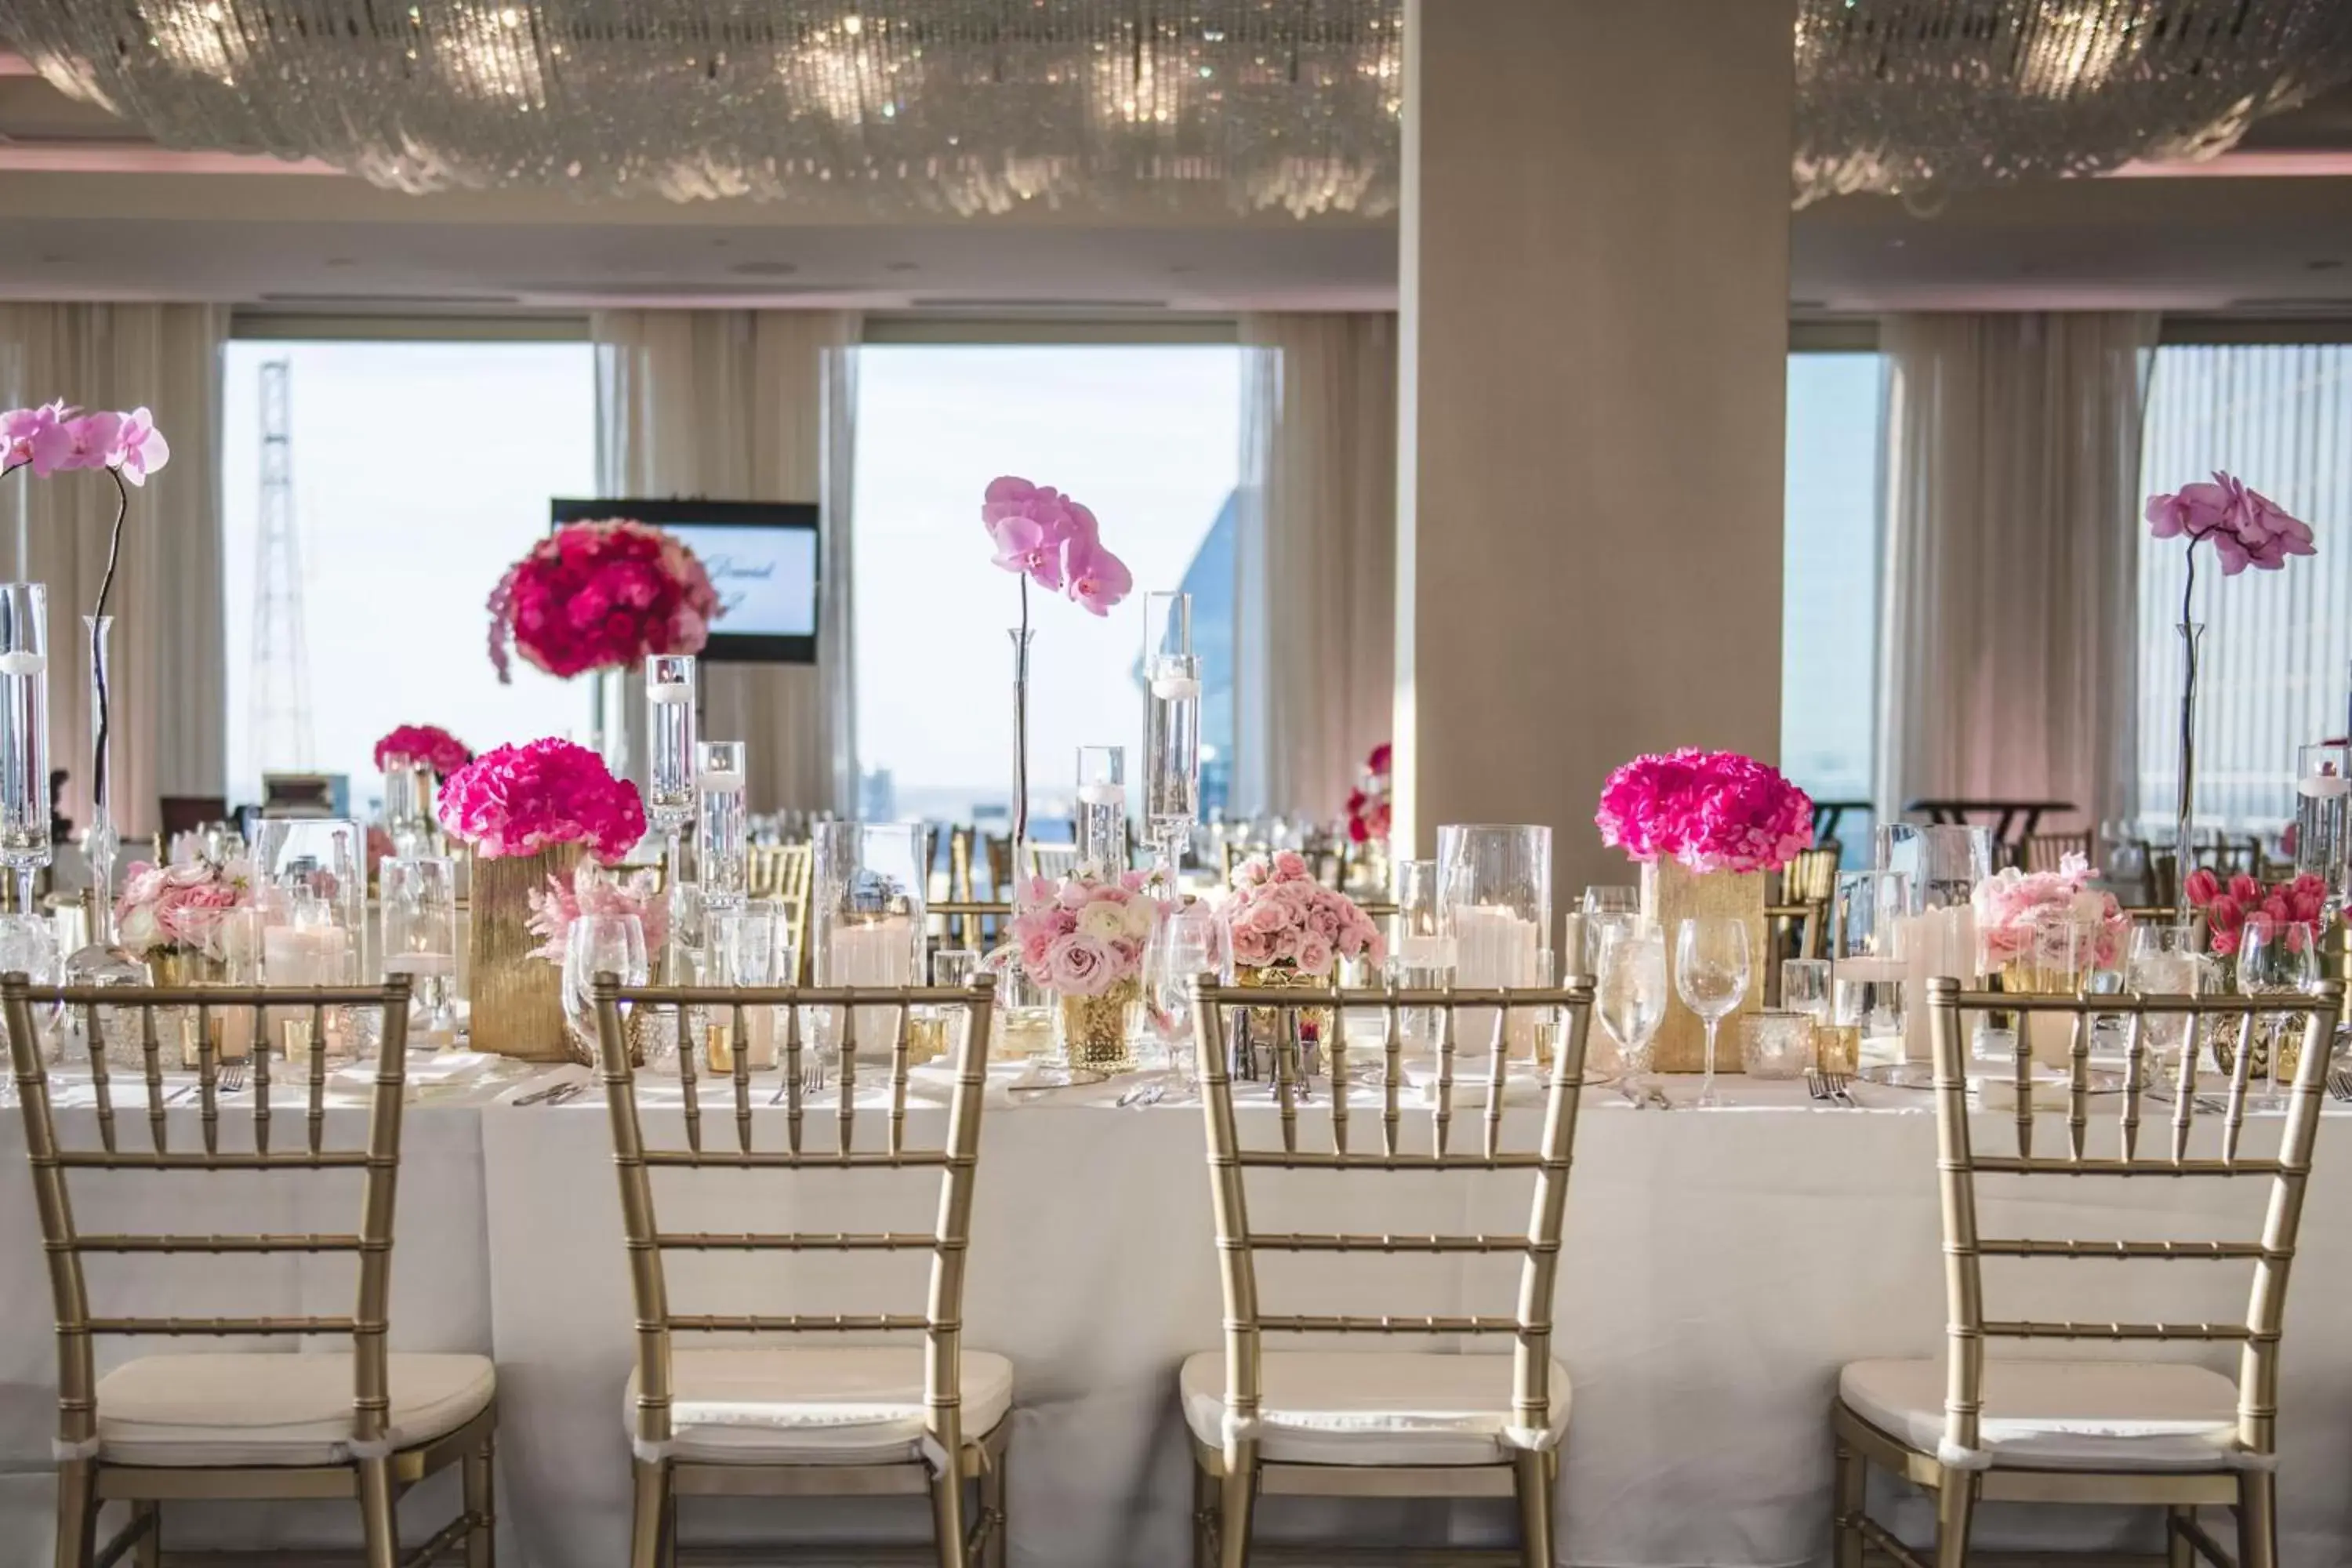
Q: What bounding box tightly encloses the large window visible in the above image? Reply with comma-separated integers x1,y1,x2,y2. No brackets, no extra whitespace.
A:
850,342,1242,829
220,338,597,812
2135,343,2352,829
1781,350,1886,847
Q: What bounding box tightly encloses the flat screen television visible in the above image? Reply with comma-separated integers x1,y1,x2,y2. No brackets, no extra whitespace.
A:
550,498,820,663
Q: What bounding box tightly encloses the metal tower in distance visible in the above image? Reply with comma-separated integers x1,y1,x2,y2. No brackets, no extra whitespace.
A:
247,357,313,789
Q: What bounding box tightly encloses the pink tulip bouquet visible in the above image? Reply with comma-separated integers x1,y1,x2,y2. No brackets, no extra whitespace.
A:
373,724,472,775
2185,868,2326,959
437,738,647,863
525,860,670,964
114,856,256,962
1222,851,1385,978
487,518,721,682
1595,749,1815,875
1971,854,2130,973
1006,870,1161,998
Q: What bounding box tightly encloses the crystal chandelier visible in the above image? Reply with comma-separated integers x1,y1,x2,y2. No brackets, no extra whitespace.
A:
2,2,2348,214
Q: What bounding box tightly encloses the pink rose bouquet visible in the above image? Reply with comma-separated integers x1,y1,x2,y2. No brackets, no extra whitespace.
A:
1971,854,2130,971
1221,851,1385,978
487,519,721,682
1006,870,1161,997
437,738,647,863
115,856,256,960
525,861,670,964
1345,742,1392,845
373,723,472,775
1595,749,1815,875
2184,867,2326,959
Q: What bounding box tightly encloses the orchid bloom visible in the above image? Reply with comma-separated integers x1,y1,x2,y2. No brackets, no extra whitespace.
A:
0,400,171,484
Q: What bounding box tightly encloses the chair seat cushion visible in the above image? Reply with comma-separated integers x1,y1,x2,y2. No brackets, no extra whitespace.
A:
628,1346,1014,1465
1179,1349,1570,1467
96,1352,496,1468
1839,1359,2245,1472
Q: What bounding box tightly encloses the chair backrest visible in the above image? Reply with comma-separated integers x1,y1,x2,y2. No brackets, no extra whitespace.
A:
3,976,413,1457
930,901,1011,960
1189,978,1594,1453
746,844,815,982
592,977,996,1460
1778,845,1842,905
1924,977,2343,1465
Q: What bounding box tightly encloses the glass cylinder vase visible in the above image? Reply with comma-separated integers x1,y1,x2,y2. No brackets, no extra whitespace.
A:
1074,744,1128,878
0,583,50,902
813,822,926,1058
381,756,439,859
696,740,749,910
63,615,143,995
1436,824,1550,1063
1142,592,1200,877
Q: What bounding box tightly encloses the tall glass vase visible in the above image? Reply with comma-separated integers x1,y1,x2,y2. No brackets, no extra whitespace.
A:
2172,619,2204,925
65,614,143,990
1007,626,1035,904
0,583,52,911
1142,591,1200,890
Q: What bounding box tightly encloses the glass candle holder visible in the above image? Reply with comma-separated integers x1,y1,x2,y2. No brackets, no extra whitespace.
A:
645,654,698,831
1074,744,1129,877
252,818,368,945
1738,1010,1815,1080
813,822,927,1055
1142,591,1200,865
914,947,981,1065
1781,958,1832,1024
381,856,459,1045
704,902,780,1073
1876,823,1993,913
696,740,749,909
2296,741,2350,898
1832,869,1910,1064
1437,824,1550,1059
0,583,51,899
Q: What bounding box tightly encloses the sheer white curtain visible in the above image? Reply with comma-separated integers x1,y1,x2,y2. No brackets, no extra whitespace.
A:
0,303,227,835
593,309,859,815
1876,312,2158,834
1234,312,1397,818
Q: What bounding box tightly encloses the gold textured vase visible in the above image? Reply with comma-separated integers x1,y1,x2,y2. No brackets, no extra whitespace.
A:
468,844,580,1062
1234,964,1334,1074
1641,859,1767,1074
1054,978,1142,1073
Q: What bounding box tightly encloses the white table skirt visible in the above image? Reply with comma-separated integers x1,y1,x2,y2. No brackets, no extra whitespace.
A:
8,1068,2352,1566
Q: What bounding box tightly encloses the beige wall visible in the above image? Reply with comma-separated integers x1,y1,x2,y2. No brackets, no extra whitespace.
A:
1395,0,1796,907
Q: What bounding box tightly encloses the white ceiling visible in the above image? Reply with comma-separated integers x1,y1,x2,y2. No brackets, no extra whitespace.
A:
4,66,2352,315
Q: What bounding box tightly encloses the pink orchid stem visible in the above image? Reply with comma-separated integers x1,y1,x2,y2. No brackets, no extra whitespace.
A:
1011,572,1031,857
90,466,129,819
2172,535,2202,927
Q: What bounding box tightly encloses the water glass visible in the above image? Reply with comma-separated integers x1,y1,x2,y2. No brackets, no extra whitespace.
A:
695,740,750,909
1832,869,1910,1056
0,910,64,1073
1675,916,1751,1107
1075,745,1129,877
1581,886,1639,919
704,903,779,1073
645,655,698,831
561,913,649,1065
381,856,459,1046
1780,958,1832,1023
2239,917,2319,1110
1595,920,1666,1091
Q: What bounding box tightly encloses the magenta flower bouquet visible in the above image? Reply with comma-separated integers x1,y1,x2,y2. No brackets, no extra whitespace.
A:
436,738,646,863
1595,749,1814,876
486,518,721,682
1006,869,1161,998
372,723,472,775
1221,851,1385,978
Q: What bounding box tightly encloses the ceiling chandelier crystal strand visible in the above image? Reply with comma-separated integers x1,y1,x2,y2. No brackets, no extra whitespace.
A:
2,2,2349,212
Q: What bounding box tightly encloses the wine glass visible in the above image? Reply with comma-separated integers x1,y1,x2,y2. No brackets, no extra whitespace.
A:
1582,886,1639,919
2126,923,2206,1078
1595,920,1667,1103
561,914,649,1068
1145,900,1227,1095
1675,917,1751,1108
2237,916,2318,1112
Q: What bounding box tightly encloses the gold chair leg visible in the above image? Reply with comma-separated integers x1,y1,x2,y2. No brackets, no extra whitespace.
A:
1933,1471,1978,1568
629,1459,668,1568
1218,1440,1258,1568
2238,1468,2278,1568
1831,1440,1866,1568
464,1428,496,1568
53,1457,96,1568
928,1465,968,1568
1192,1453,1217,1568
131,1501,161,1568
1512,1449,1554,1568
980,1438,1008,1568
2167,1504,2196,1568
356,1455,399,1568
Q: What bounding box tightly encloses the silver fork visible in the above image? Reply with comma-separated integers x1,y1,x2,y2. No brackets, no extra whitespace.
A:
2328,1067,2352,1105
802,1055,828,1097
1806,1069,1856,1108
218,1062,248,1095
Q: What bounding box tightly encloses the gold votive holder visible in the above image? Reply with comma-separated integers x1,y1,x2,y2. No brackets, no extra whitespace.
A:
1813,1023,1861,1076
1738,1010,1814,1080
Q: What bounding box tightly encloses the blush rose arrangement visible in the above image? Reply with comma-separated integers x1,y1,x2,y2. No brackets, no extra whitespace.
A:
1595,749,1815,875
2184,867,2326,959
525,861,670,964
1006,870,1160,997
437,738,647,863
114,856,256,962
1971,854,2131,974
1222,851,1385,978
486,518,721,682
373,724,472,775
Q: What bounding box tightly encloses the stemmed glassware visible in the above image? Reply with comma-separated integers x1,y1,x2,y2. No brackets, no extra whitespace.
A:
2125,923,2207,1076
1595,920,1667,1103
1145,899,1228,1093
2237,916,2318,1112
1141,591,1200,887
1674,916,1751,1108
561,913,649,1066
1581,884,1640,975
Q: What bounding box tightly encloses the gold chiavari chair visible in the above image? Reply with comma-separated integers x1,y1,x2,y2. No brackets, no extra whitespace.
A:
931,901,1011,959
2022,831,2095,873
982,835,1013,901
1778,845,1842,907
2,975,497,1568
593,975,1007,1568
1185,978,1595,1568
947,826,977,901
1831,977,2346,1568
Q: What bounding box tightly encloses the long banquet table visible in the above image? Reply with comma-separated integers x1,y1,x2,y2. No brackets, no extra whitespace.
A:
6,1062,2352,1567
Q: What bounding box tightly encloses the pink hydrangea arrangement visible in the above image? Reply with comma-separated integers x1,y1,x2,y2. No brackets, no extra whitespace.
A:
525,861,670,964
983,477,1133,616
436,738,647,863
1221,851,1385,978
114,857,256,960
1971,854,2131,971
1594,749,1815,875
2147,471,2316,578
373,724,472,775
2184,867,2327,958
1006,870,1162,997
1345,742,1392,844
486,519,721,683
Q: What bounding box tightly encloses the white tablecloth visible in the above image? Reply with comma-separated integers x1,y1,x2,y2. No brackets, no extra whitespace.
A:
8,1066,2352,1566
